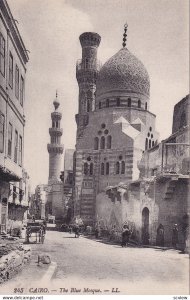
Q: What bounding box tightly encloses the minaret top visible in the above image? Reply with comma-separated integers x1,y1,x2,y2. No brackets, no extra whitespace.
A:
122,23,128,48
53,90,60,111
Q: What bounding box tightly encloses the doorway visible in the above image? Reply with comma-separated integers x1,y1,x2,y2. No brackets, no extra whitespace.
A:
142,207,150,245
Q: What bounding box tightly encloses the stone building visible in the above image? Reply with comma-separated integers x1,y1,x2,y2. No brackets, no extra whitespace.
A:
63,149,74,223
29,184,47,220
73,27,159,226
102,95,189,251
46,94,64,221
0,0,29,233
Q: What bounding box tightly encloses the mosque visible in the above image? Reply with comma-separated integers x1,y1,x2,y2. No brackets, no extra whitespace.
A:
74,25,159,226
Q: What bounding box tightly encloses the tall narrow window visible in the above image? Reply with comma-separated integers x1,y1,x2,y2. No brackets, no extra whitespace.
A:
128,98,131,107
18,135,22,166
85,58,89,69
56,121,59,128
14,130,18,163
94,137,99,150
106,99,109,107
15,65,19,99
145,138,148,150
101,163,104,175
100,136,105,149
90,163,93,175
9,52,13,88
106,162,109,175
121,161,125,174
107,135,112,149
138,100,141,108
0,113,5,153
87,100,90,112
116,162,120,174
99,102,101,109
145,102,147,110
8,123,12,157
0,33,5,76
116,98,120,107
84,162,88,175
20,76,24,106
149,139,151,149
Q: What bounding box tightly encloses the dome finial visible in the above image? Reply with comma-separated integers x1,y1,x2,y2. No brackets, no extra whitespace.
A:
53,89,60,110
122,22,128,48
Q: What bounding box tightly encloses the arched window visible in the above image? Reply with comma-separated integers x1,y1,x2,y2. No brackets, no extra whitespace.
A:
99,102,101,109
121,161,125,174
106,162,109,175
149,139,151,149
128,98,131,107
116,98,120,107
145,102,147,110
84,163,88,175
138,100,141,108
107,135,112,149
116,162,120,174
145,138,148,150
90,163,93,175
101,163,104,175
87,100,90,112
152,140,155,147
94,137,99,150
106,99,109,107
100,136,105,149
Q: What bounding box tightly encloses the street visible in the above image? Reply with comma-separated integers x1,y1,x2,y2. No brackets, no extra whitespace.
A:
1,230,189,295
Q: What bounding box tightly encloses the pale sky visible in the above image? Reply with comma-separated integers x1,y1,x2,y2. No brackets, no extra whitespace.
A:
8,0,189,191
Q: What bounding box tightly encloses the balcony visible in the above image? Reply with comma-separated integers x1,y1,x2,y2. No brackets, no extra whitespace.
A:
49,128,63,135
76,59,102,72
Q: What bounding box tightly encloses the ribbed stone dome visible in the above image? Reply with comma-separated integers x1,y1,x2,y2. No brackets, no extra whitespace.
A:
96,48,150,97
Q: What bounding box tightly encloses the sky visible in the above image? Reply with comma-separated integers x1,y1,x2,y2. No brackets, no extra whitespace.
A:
7,0,189,191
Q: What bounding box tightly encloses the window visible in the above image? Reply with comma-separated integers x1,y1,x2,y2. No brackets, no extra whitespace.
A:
9,52,13,88
18,135,22,166
99,102,101,109
56,121,59,128
94,137,99,150
106,162,109,175
0,33,5,76
121,161,125,174
8,123,12,157
87,100,90,112
101,163,104,175
138,100,141,108
100,136,105,149
145,138,148,150
145,102,147,110
14,130,18,163
84,162,88,175
20,76,24,106
149,139,151,149
15,65,19,99
106,99,109,108
128,98,131,107
116,98,120,107
152,140,155,147
0,113,5,153
85,58,89,69
107,135,112,149
116,162,120,174
90,163,93,175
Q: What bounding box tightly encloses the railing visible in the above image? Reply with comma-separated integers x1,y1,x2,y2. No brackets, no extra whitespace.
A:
76,59,102,72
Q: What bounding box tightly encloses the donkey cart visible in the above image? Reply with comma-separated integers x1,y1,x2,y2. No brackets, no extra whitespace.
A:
25,222,45,244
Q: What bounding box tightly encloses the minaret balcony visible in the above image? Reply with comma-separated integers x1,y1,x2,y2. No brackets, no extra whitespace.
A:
51,112,62,120
47,144,64,154
76,59,102,72
49,128,63,136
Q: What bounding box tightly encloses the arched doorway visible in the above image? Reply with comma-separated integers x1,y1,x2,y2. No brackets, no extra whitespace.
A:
142,207,150,245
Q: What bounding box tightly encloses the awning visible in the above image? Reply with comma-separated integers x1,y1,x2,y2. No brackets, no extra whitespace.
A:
0,165,20,182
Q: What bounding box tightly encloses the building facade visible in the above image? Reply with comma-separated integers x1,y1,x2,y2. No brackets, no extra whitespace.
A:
0,0,29,232
74,28,159,225
46,95,64,220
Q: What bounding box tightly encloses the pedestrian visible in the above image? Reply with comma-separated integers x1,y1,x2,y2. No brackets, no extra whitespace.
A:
121,224,131,247
95,225,99,238
156,224,164,247
172,224,179,249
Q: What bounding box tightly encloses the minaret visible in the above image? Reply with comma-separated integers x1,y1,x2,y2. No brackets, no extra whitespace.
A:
47,92,64,183
76,32,101,139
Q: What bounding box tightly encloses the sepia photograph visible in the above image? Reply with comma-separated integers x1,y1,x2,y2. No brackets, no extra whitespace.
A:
0,0,189,297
